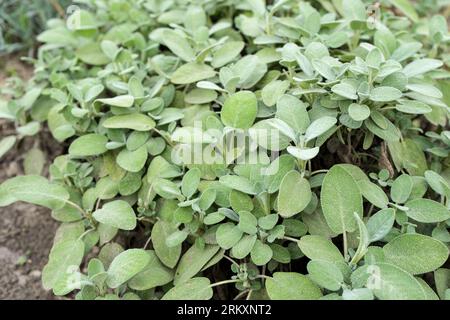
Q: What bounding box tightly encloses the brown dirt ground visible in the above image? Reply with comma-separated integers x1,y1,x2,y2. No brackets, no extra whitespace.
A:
0,57,63,299
0,56,33,87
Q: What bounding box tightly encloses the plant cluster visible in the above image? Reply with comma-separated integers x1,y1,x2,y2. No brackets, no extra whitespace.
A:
0,0,450,300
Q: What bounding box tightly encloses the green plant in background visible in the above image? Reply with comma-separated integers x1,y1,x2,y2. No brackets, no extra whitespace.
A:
0,0,450,300
0,0,70,167
0,0,71,55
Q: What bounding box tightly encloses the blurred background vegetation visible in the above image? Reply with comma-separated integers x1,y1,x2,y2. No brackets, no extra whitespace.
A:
0,0,70,56
0,0,448,57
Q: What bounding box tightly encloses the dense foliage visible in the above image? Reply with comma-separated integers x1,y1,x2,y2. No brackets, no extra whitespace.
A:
1,0,450,300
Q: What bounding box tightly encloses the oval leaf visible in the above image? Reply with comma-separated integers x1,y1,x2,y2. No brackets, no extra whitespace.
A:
93,200,136,230
106,249,151,288
277,170,312,218
321,165,363,234
383,234,449,275
266,272,323,300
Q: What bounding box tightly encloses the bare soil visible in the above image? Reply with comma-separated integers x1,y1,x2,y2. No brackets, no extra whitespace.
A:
0,56,33,87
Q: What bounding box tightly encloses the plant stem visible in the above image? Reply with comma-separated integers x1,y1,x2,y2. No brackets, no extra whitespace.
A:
49,0,65,17
223,255,240,267
209,279,240,288
143,235,152,250
310,169,329,175
367,204,374,218
66,200,87,216
95,198,102,211
233,290,249,300
78,228,95,241
283,236,300,243
343,231,349,261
